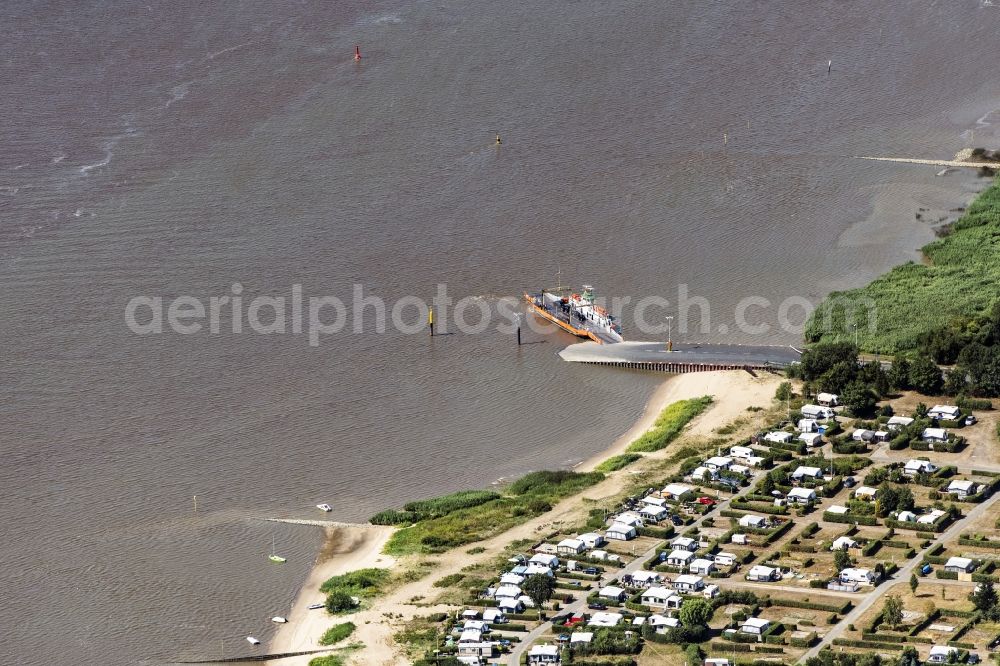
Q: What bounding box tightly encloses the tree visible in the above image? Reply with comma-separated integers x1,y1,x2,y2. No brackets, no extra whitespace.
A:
684,643,704,666
679,597,714,627
841,380,878,417
876,483,900,517
943,369,969,397
819,360,861,395
909,355,944,395
834,548,852,572
863,467,888,486
775,381,793,402
800,342,860,382
325,589,356,613
909,573,919,594
970,580,999,617
882,595,903,626
522,573,555,615
760,474,776,495
859,361,891,397
897,646,920,666
896,486,915,512
889,356,911,390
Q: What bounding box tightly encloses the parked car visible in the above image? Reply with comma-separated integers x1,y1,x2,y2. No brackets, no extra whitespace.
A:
587,603,607,611
921,564,933,575
966,415,978,426
696,496,716,505
582,567,599,575
670,515,684,526
967,653,980,664
557,634,570,643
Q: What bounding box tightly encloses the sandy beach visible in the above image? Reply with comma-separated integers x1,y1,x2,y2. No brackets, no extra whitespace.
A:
268,525,397,664
576,369,777,473
269,369,781,665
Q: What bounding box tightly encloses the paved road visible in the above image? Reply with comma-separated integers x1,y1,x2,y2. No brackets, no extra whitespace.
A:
800,488,1000,661
506,484,757,664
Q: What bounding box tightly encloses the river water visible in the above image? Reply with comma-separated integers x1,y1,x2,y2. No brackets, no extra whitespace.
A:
2,1,999,664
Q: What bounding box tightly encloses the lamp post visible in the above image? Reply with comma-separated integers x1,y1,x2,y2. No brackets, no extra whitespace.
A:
665,316,674,352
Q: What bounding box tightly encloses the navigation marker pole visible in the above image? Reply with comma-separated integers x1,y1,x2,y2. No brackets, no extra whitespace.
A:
428,307,434,337
828,59,832,74
515,313,522,346
354,45,361,61
193,495,198,513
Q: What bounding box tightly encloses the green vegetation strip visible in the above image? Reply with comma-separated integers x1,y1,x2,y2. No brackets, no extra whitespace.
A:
625,396,713,453
308,656,346,666
377,470,604,555
319,622,356,646
806,175,1000,352
593,453,643,473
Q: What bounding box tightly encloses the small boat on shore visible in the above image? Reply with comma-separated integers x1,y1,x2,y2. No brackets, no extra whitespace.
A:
246,636,261,646
271,616,288,623
316,503,332,512
308,602,325,610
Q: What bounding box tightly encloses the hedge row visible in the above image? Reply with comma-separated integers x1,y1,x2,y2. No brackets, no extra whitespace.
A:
823,511,879,526
637,525,675,539
831,638,904,651
767,596,852,614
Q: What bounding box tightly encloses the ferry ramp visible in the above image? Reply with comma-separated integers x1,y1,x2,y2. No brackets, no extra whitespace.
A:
558,341,801,372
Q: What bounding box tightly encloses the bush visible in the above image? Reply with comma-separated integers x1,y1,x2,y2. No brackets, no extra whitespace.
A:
325,590,357,613
957,395,993,410
319,622,355,645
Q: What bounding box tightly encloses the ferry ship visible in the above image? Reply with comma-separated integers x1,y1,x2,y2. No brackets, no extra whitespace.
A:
524,285,623,344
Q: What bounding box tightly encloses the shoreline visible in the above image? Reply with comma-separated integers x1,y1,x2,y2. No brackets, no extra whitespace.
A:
577,369,776,472
268,524,396,665
267,369,780,665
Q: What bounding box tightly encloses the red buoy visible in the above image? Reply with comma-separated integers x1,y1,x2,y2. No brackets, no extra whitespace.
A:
354,45,361,61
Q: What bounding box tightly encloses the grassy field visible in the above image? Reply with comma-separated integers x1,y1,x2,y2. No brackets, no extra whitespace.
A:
805,175,1000,353
381,470,605,555
625,396,713,453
